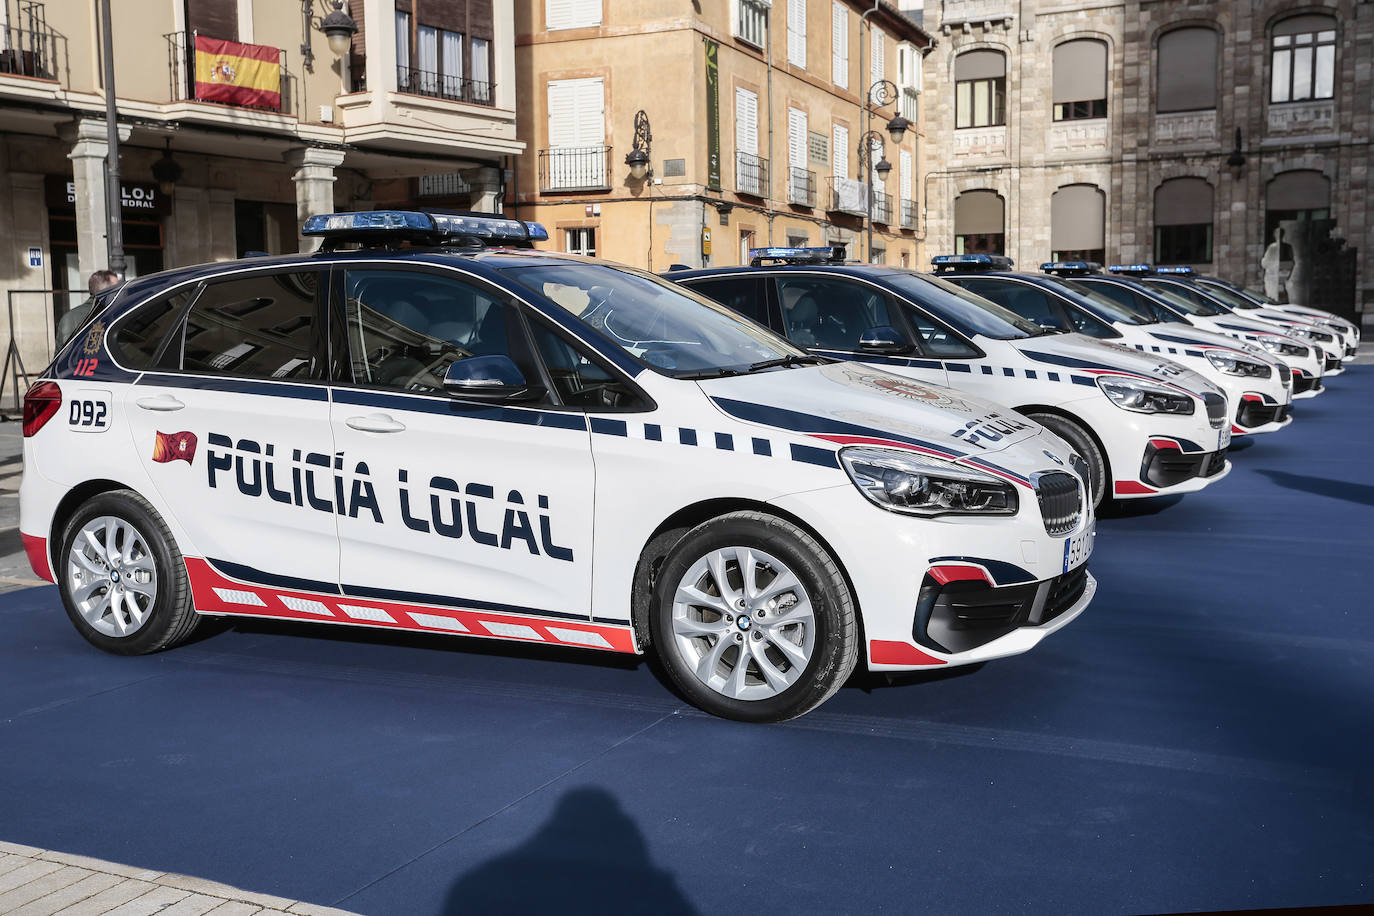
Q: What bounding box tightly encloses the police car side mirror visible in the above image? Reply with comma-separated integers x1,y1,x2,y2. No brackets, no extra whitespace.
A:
858,326,913,354
442,355,545,403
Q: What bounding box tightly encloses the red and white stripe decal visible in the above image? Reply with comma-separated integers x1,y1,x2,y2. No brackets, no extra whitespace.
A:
22,534,53,583
1147,438,1182,451
1114,480,1159,496
184,558,637,653
927,564,991,586
869,639,947,667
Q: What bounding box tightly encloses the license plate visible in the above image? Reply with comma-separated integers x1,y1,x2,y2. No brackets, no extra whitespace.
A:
1219,425,1232,450
1063,527,1094,574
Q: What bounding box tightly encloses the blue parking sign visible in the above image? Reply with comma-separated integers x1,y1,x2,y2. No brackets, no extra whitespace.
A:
27,247,42,268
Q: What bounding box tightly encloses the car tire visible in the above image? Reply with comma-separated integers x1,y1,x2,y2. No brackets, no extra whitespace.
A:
649,510,857,722
1025,412,1107,509
56,489,200,656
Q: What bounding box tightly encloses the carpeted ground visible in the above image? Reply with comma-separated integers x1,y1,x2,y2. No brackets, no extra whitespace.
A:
2,368,1371,915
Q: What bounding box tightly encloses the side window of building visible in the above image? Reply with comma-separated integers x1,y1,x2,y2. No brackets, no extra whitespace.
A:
174,271,323,379
1157,27,1218,113
684,276,771,327
545,0,601,30
109,288,197,370
1053,39,1107,121
774,277,901,352
1154,177,1214,264
954,190,1005,256
526,319,648,411
1271,15,1336,104
954,50,1006,129
341,269,534,394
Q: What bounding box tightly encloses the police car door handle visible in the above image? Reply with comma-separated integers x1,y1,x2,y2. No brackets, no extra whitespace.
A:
345,413,406,434
135,394,185,412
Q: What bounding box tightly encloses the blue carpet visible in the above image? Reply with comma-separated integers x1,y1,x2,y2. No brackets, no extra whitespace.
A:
2,368,1372,915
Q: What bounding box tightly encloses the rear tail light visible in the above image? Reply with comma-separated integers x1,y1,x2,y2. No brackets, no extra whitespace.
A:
22,381,62,437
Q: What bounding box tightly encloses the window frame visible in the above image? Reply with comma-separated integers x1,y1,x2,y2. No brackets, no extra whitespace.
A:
1270,21,1336,104
735,0,769,50
955,75,1006,129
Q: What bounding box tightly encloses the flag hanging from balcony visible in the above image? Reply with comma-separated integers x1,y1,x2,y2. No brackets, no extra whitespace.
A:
193,35,280,109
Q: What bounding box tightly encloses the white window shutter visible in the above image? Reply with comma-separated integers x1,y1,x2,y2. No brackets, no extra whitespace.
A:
788,107,807,167
900,149,913,201
832,2,848,88
575,78,605,147
870,136,884,195
546,0,600,31
870,26,885,99
833,123,848,179
788,0,806,68
547,81,576,148
735,87,758,156
547,77,604,188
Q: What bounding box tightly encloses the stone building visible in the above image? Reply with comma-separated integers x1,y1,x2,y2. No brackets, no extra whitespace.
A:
0,0,521,401
510,0,932,270
912,0,1370,313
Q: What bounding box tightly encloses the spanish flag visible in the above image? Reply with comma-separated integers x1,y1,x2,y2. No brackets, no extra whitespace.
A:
194,35,281,110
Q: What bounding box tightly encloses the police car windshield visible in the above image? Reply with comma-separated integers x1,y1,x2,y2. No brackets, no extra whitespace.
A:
1192,281,1260,310
883,272,1042,340
1053,279,1153,325
1136,281,1217,317
501,262,806,377
1140,279,1229,315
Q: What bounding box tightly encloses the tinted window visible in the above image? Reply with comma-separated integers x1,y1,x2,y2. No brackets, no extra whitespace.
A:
1184,279,1258,310
110,288,196,370
343,268,528,393
956,278,1070,330
774,276,900,351
527,319,647,410
1141,279,1228,315
1053,278,1153,324
1080,281,1187,324
1133,279,1222,316
907,312,980,358
682,276,770,326
177,272,322,378
883,271,1041,339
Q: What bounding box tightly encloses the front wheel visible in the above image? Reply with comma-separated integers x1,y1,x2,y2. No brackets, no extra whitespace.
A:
1026,412,1107,509
57,489,200,656
649,511,857,722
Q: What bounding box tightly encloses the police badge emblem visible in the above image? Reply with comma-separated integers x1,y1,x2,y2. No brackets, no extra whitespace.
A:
83,320,105,355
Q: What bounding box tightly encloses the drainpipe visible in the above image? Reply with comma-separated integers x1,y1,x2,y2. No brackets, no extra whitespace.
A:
99,0,125,275
766,6,775,244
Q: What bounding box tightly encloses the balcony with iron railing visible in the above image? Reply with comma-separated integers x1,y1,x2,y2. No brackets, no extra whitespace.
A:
164,31,295,115
539,146,612,192
735,152,769,198
788,167,816,207
901,199,918,229
826,176,868,217
1,1,66,85
871,192,894,225
396,66,494,107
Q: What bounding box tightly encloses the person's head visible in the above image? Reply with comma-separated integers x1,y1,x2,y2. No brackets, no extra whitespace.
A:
88,270,120,296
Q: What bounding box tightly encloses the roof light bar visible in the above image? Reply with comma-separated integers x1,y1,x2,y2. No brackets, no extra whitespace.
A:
930,253,1015,272
1040,261,1102,276
1107,264,1153,276
301,210,549,244
1154,266,1196,275
748,246,847,266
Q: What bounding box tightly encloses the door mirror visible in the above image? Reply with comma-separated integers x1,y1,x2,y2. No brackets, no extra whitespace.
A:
442,356,545,402
858,325,913,354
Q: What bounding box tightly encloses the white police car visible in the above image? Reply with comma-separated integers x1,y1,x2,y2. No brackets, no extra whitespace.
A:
670,250,1232,506
1110,268,1328,397
19,212,1095,723
1193,276,1360,357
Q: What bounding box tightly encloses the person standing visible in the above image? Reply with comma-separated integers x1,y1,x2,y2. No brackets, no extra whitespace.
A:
55,269,120,348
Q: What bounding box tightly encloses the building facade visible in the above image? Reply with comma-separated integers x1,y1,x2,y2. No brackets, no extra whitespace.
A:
0,0,521,401
915,0,1370,313
511,0,932,271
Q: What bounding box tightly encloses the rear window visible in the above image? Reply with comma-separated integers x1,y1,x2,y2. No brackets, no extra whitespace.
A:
883,272,1041,340
109,288,196,370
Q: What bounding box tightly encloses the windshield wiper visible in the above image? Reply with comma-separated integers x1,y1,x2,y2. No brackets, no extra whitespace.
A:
746,354,827,373
678,367,744,379
1035,326,1070,336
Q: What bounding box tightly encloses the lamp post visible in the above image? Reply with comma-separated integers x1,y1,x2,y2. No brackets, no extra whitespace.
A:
624,110,652,181
860,78,909,263
302,0,358,74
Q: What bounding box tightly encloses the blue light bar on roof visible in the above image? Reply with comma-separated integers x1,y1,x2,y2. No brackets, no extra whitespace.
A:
1155,266,1195,275
747,246,846,264
1040,261,1102,275
930,253,1015,270
302,210,549,243
1107,264,1153,275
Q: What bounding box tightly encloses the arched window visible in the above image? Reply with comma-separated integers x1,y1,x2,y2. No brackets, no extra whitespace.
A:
1051,185,1106,262
954,190,1005,255
1271,14,1336,103
1053,39,1108,121
1157,27,1219,113
1265,170,1331,243
1154,178,1213,264
954,50,1006,129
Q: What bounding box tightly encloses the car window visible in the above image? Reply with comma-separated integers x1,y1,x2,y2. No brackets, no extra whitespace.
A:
174,271,323,379
773,276,899,351
1053,279,1152,325
526,318,648,410
501,262,801,377
906,311,980,358
957,278,1068,329
884,272,1041,339
1084,282,1188,324
1141,280,1228,315
1187,280,1258,310
109,288,197,370
342,268,532,393
681,276,770,326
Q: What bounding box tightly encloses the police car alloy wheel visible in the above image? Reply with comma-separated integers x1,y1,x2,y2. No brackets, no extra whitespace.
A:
1023,413,1106,509
57,490,199,655
650,511,857,723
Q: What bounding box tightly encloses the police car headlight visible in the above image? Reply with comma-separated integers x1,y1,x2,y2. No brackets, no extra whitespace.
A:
1205,350,1272,379
1258,337,1308,358
839,447,1018,518
1096,375,1195,414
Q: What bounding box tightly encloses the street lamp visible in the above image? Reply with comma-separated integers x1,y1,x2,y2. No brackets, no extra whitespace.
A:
302,0,358,73
860,78,906,262
151,139,183,196
625,110,653,181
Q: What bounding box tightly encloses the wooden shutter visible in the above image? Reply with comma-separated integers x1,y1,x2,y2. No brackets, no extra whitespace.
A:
547,0,599,30
832,2,847,88
900,149,913,202
788,107,807,167
870,25,885,96
788,0,806,68
833,123,848,179
548,77,604,147
735,87,758,156
187,0,238,40
869,137,884,195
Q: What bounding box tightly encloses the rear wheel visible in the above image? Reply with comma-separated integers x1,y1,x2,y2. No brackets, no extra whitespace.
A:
57,490,199,656
1026,412,1107,508
649,511,857,722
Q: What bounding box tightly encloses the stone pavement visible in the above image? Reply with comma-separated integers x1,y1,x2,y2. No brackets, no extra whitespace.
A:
0,843,362,916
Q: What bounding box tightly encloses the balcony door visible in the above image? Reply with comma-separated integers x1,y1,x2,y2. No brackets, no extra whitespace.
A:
547,78,606,190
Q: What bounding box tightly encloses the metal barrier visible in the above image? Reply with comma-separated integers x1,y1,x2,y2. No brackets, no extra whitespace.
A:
2,288,75,415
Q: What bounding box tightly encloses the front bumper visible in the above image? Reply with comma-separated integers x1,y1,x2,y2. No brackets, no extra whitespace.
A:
913,564,1093,656
1115,443,1231,498
1234,400,1293,434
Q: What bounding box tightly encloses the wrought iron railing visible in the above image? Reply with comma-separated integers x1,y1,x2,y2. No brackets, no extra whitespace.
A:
735,152,769,197
901,199,918,229
539,146,612,192
395,66,494,106
788,167,816,207
164,31,292,114
0,2,65,83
